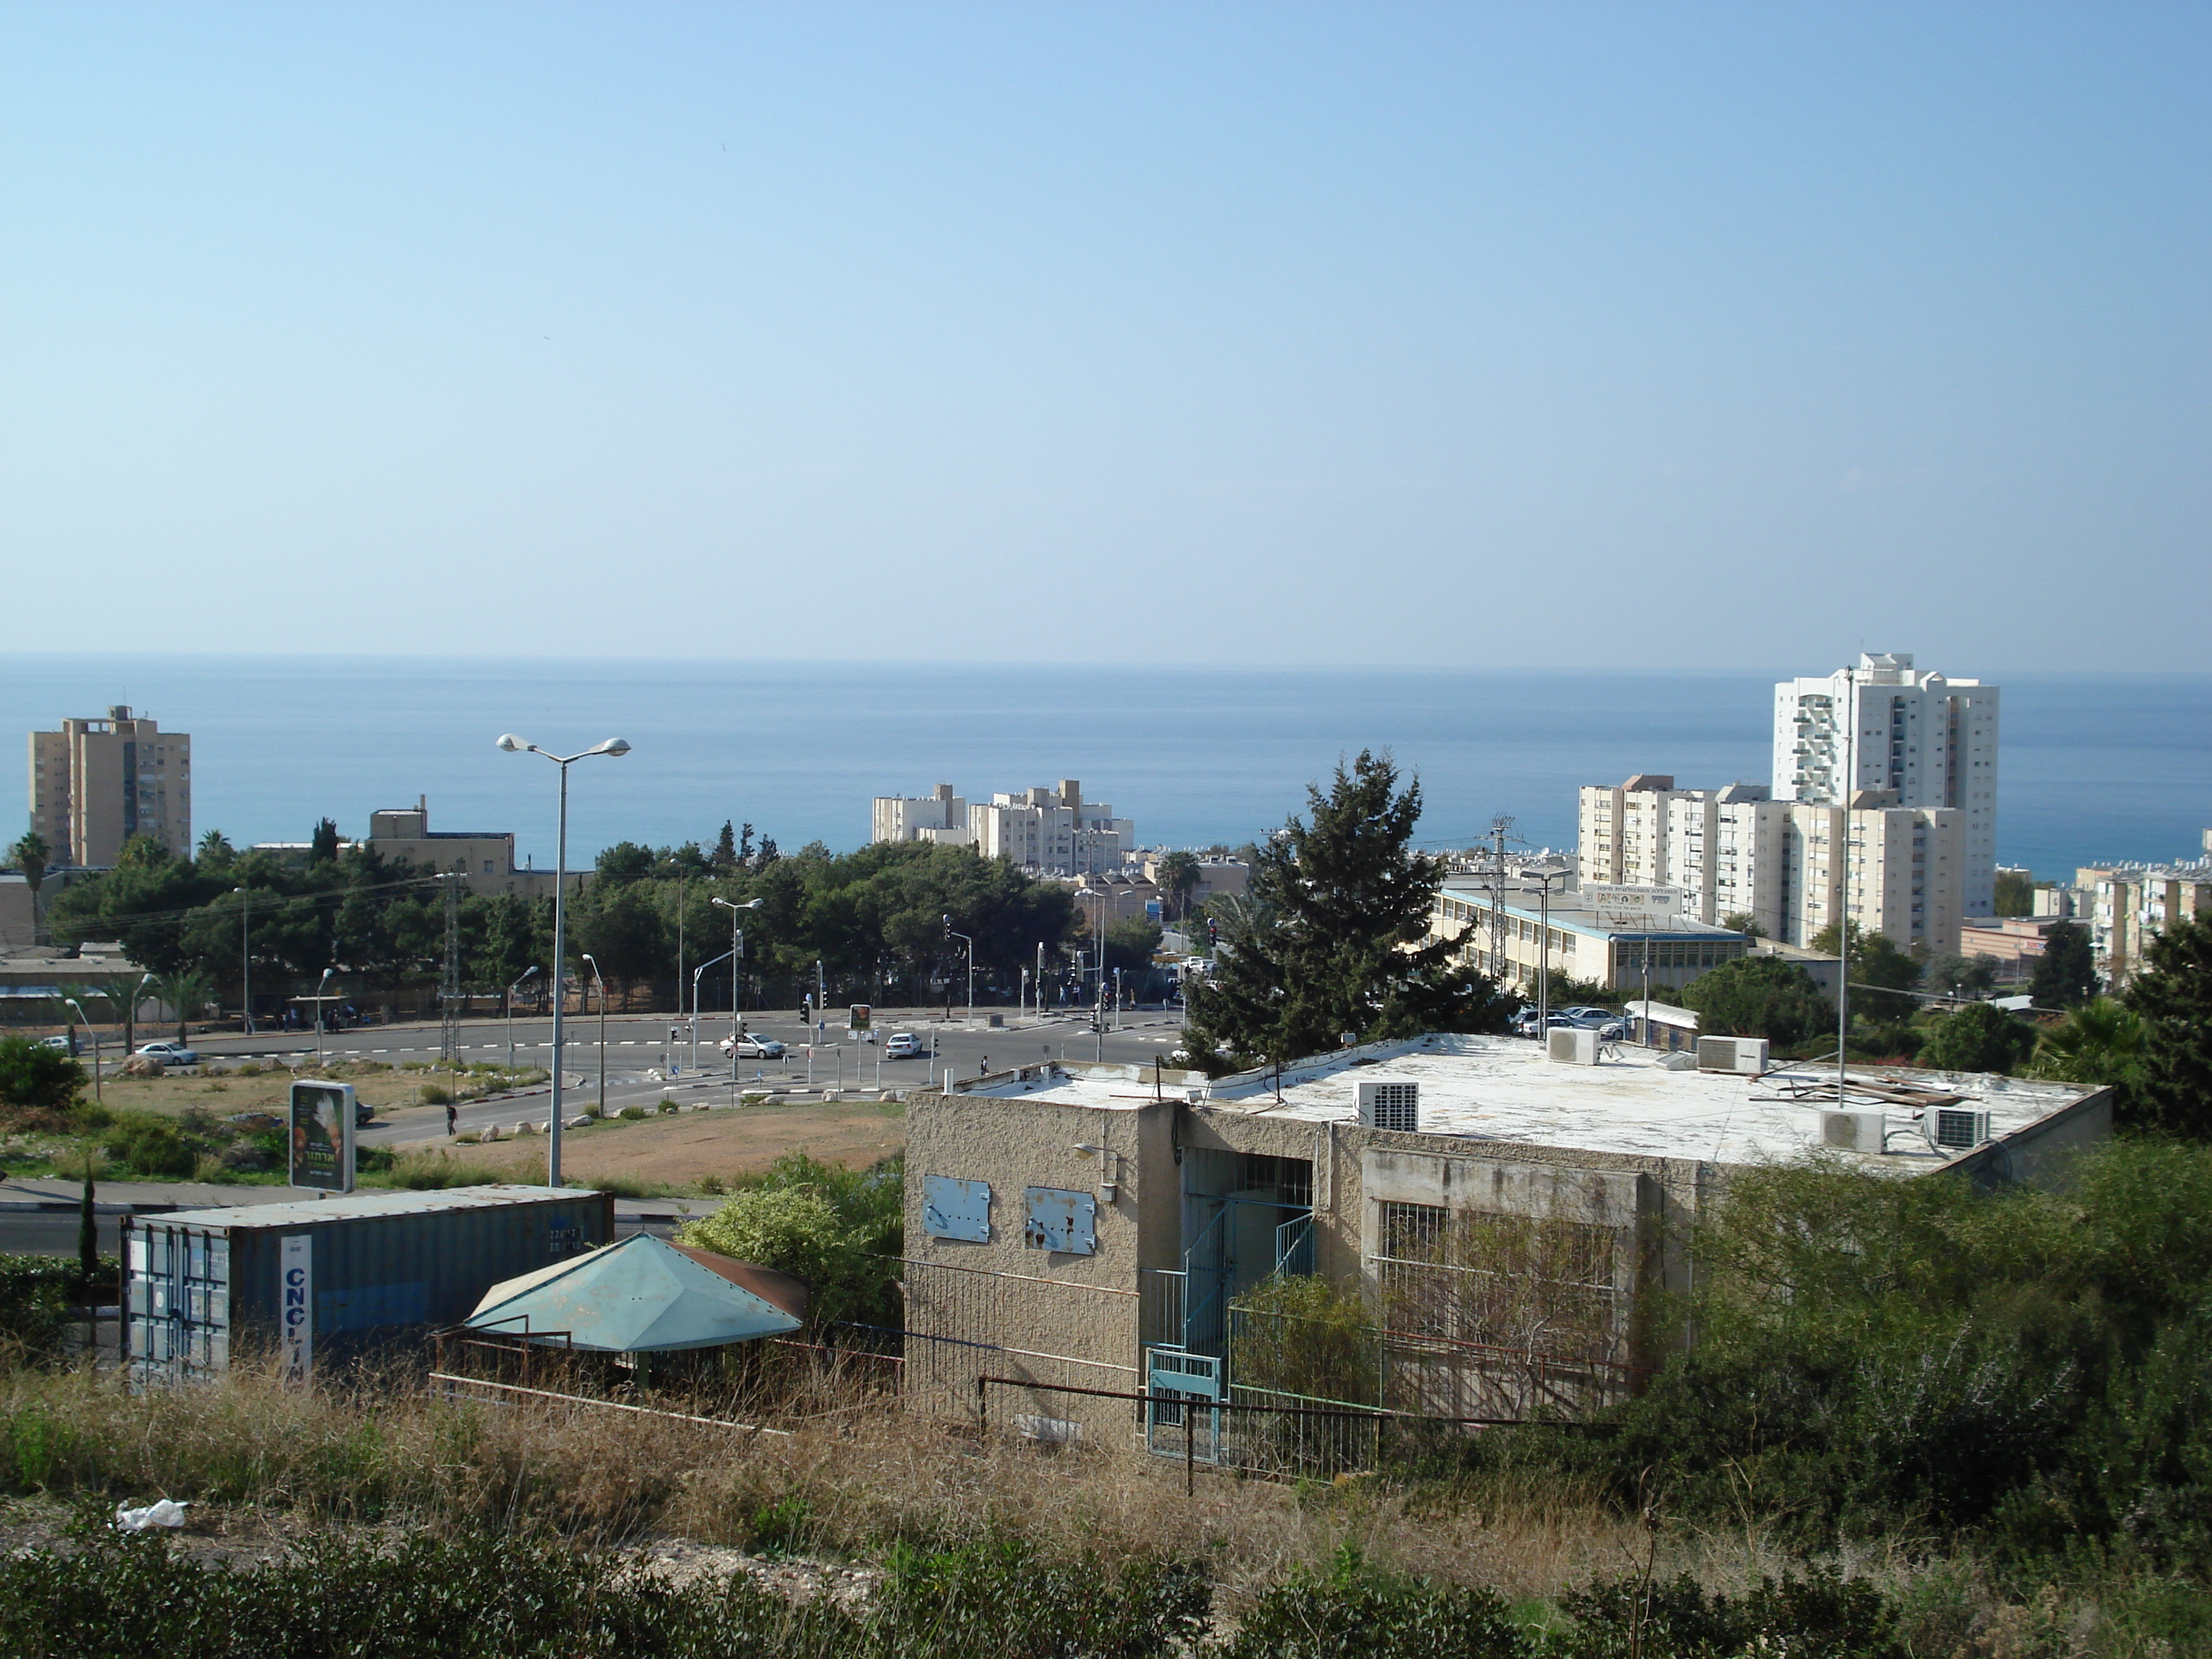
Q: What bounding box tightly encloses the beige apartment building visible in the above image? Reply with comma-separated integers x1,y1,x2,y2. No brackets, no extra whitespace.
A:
871,778,1136,876
1579,774,1963,955
27,706,191,867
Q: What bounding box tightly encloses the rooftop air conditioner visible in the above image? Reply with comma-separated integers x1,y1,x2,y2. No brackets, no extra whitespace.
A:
1696,1037,1769,1074
1924,1106,1992,1154
1548,1027,1599,1066
1356,1079,1419,1132
1820,1110,1887,1154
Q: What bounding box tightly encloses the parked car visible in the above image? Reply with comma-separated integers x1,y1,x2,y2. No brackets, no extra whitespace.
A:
1510,1009,1573,1037
135,1041,199,1067
884,1032,927,1059
355,1100,377,1128
39,1034,72,1052
719,1033,788,1060
1557,1007,1617,1025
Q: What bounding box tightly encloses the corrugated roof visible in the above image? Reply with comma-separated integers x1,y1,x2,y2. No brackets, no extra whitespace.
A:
135,1184,588,1230
464,1233,804,1352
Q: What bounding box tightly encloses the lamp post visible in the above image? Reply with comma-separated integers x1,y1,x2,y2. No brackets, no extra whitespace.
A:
581,954,606,1120
314,967,334,1071
233,886,253,1035
506,966,539,1069
689,950,736,1072
498,732,631,1187
63,998,101,1104
943,915,974,1030
122,971,154,1065
711,897,763,1056
1521,863,1572,1033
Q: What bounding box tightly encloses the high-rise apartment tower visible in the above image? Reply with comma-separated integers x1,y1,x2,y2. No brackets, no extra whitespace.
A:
27,706,192,867
1773,653,1999,916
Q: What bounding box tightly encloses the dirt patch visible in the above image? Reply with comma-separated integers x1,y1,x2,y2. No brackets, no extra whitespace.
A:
392,1102,904,1188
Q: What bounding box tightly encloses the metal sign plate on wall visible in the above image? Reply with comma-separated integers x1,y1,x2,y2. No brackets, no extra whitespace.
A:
923,1175,992,1242
1024,1187,1097,1255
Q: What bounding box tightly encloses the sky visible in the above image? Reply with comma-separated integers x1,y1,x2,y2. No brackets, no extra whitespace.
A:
2,3,2206,670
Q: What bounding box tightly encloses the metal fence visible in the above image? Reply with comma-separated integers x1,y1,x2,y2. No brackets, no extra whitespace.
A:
896,1256,1140,1412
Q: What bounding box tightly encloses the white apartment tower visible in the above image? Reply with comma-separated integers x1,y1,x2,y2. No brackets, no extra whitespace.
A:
27,706,192,867
871,784,973,849
969,780,1133,877
1774,653,1999,915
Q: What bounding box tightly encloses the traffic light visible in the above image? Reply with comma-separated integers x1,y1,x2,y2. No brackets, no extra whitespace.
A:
942,914,952,940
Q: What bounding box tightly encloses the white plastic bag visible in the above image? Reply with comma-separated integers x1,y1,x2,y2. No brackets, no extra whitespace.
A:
114,1498,188,1532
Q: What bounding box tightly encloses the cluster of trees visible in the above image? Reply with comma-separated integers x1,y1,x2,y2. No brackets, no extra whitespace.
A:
22,822,1097,1020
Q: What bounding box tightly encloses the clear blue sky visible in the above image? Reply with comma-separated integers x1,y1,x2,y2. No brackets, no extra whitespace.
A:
4,4,2204,670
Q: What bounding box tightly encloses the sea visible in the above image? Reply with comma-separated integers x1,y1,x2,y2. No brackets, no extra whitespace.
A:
3,655,2208,884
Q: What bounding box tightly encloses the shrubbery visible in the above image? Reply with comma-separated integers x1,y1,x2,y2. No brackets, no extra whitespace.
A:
676,1153,902,1330
0,1036,82,1119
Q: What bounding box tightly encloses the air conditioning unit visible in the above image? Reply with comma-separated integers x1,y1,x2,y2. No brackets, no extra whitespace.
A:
1357,1079,1419,1132
1547,1027,1599,1066
1696,1036,1769,1074
1820,1110,1887,1154
1924,1106,1992,1153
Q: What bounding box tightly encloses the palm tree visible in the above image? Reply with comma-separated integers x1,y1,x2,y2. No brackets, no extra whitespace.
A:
8,830,48,946
152,968,215,1043
2030,996,2144,1090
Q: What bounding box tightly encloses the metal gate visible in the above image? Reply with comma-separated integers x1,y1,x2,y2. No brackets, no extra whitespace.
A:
1145,1346,1223,1462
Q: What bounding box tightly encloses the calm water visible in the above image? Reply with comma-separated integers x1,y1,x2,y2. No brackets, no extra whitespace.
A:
3,655,2206,882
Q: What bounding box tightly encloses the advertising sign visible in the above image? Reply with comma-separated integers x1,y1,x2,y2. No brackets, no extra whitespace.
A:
848,1003,872,1034
279,1233,313,1387
289,1080,357,1192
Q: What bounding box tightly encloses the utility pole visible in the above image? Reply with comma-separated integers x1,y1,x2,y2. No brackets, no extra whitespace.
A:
943,915,974,1030
438,873,465,1069
1491,817,1511,980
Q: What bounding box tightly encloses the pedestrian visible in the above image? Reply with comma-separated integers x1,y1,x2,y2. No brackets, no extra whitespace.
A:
979,1055,989,1076
446,1102,459,1137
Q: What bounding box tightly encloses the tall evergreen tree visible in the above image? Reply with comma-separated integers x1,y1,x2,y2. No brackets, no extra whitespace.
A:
2123,915,2212,1139
2031,921,2098,1009
308,817,342,863
1183,751,1502,1069
713,820,739,868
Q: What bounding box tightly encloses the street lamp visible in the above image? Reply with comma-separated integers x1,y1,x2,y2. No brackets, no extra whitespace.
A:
506,966,539,1069
122,971,155,1064
943,914,974,1030
314,967,334,1070
581,954,606,1120
1520,863,1573,1033
63,998,101,1104
498,732,631,1187
688,950,736,1072
711,897,764,1054
233,886,253,1035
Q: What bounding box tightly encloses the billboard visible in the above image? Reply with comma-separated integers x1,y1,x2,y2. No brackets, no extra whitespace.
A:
848,1003,871,1034
289,1080,356,1192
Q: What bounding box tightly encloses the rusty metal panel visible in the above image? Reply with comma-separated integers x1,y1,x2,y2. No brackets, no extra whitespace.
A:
1023,1187,1097,1255
922,1175,992,1243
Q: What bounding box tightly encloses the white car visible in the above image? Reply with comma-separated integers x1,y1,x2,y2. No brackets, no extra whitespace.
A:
719,1033,787,1060
884,1032,927,1059
135,1041,199,1067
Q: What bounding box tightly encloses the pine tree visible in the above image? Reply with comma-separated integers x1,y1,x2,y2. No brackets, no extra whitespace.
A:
309,817,342,863
713,820,739,868
1183,750,1503,1069
2123,915,2212,1138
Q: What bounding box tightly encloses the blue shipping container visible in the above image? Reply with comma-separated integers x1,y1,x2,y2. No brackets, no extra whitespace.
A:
125,1184,614,1385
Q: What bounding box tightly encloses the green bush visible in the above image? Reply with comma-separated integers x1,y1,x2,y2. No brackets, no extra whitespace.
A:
1222,1545,1522,1658
1555,1567,1903,1659
1919,1001,2036,1074
418,1083,451,1106
619,1104,647,1120
873,1537,1210,1659
675,1155,903,1330
0,1037,83,1116
100,1113,194,1178
1678,956,1832,1046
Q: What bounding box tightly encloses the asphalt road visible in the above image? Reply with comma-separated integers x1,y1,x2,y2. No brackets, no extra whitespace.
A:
45,1005,1190,1151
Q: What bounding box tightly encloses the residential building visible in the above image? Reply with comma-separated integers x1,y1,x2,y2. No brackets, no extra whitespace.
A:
27,706,192,867
1577,773,1961,954
968,781,1134,877
872,785,972,850
1138,853,1250,904
1429,879,1751,994
1774,653,2000,915
1957,916,2067,984
360,797,579,898
900,1035,2111,1448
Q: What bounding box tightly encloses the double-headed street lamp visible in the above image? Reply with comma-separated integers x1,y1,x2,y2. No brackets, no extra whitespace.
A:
711,897,765,1053
943,914,975,1030
498,733,631,1187
313,966,335,1070
63,997,102,1104
233,887,253,1035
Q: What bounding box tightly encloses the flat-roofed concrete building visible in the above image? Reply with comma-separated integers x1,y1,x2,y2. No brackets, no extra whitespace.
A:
27,706,191,867
1430,878,1752,994
900,1035,2111,1448
872,784,973,850
361,796,579,897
